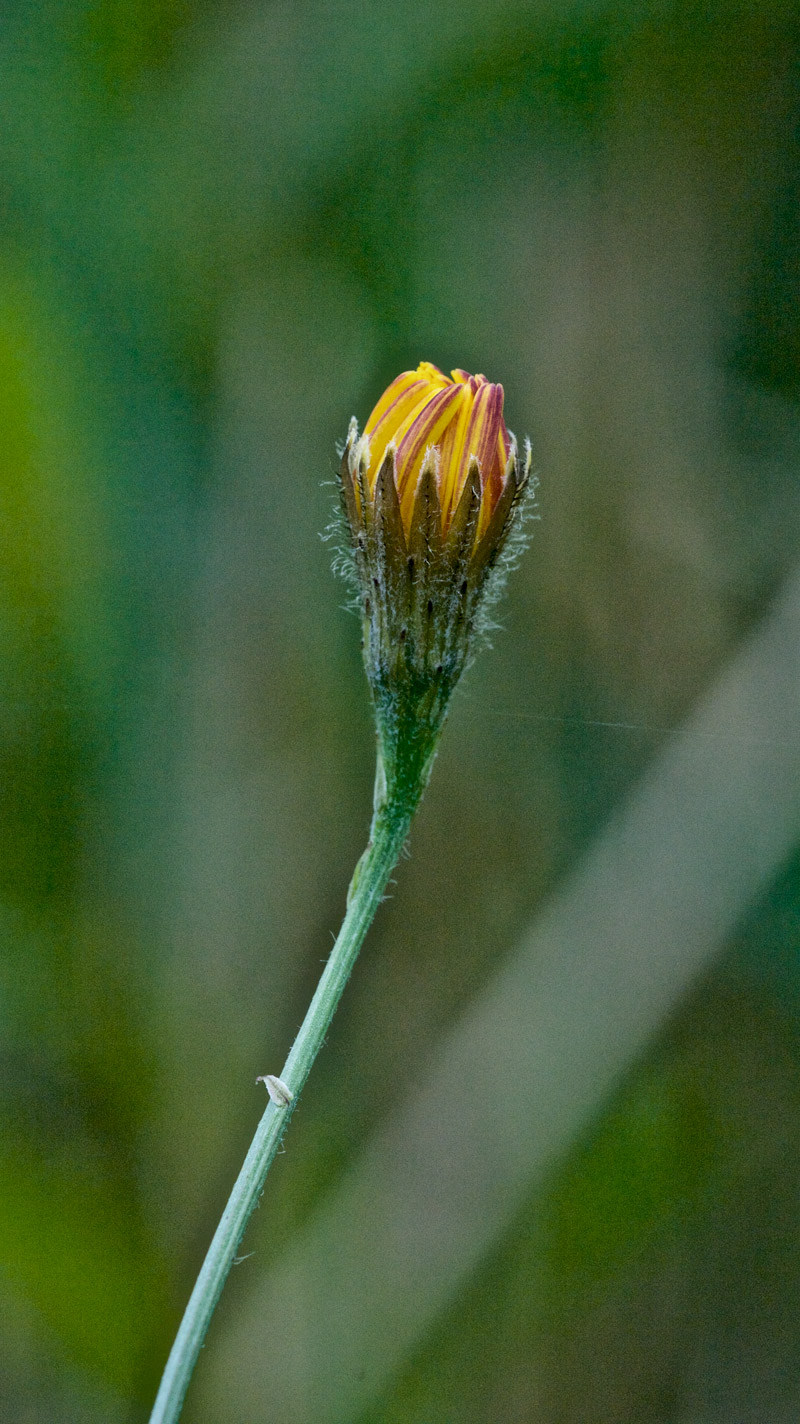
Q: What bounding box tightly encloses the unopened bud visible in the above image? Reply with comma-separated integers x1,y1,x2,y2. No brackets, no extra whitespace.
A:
337,362,534,804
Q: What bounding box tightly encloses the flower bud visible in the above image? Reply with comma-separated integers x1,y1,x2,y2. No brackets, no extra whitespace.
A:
337,362,533,804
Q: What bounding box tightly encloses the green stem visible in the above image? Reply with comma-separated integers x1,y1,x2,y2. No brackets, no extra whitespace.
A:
148,790,417,1424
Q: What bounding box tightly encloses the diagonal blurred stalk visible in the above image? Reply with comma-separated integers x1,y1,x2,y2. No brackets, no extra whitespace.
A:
147,789,418,1424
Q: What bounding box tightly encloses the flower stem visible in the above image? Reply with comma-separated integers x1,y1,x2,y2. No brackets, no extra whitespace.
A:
148,789,418,1424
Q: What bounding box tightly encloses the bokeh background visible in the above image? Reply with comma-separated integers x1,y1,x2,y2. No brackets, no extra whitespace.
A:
3,1,800,1420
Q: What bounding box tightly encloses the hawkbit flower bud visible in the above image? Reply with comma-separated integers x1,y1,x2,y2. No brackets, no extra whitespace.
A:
338,362,533,806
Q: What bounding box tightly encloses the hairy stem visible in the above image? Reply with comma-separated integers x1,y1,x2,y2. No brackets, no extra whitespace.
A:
148,790,418,1424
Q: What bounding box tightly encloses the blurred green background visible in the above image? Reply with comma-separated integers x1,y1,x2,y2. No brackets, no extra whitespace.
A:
3,1,800,1420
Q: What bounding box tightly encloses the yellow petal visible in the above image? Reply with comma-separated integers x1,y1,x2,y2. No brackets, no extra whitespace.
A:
364,377,429,487
416,360,450,386
456,382,504,533
437,385,473,529
395,383,463,525
364,370,426,440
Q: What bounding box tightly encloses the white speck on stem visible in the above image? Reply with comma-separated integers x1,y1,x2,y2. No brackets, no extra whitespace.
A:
256,1074,294,1107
